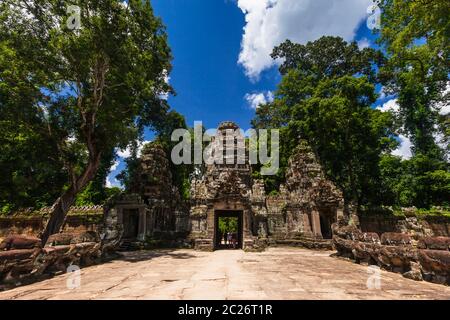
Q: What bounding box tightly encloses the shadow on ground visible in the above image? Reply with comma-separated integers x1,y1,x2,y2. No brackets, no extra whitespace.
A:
114,249,198,263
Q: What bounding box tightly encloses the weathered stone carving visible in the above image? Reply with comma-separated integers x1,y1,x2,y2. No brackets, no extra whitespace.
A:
81,122,345,251
332,224,450,285
0,233,102,289
188,123,345,250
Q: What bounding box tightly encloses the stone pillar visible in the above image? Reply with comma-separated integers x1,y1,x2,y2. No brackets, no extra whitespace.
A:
207,208,215,239
243,209,252,238
310,210,322,238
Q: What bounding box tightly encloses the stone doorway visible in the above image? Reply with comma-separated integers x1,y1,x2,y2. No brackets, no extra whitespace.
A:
319,211,334,239
214,210,243,250
123,209,140,239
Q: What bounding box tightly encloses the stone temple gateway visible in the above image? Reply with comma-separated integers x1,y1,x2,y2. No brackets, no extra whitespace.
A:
103,121,345,251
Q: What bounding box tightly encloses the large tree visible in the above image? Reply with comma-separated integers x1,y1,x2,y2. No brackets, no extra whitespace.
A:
253,37,396,207
377,0,449,159
0,0,173,244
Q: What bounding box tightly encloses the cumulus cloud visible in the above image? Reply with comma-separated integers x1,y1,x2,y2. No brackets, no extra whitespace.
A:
117,140,152,159
110,160,120,171
376,98,400,113
159,72,171,100
105,176,122,188
433,83,450,115
236,0,372,80
244,91,274,109
392,135,413,160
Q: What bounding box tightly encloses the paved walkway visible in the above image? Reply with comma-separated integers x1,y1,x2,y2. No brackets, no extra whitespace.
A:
1,248,449,300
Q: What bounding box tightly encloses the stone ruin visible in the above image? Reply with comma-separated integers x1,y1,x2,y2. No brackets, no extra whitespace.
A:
332,222,450,285
102,143,189,250
1,120,449,288
100,121,345,251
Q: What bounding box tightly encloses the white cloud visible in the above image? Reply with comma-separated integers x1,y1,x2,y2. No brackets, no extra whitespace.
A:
117,140,152,159
376,98,399,113
377,86,396,101
392,135,413,160
159,72,171,100
244,91,274,109
357,37,370,49
434,83,450,115
105,176,114,188
376,99,412,159
105,175,122,189
236,0,372,80
117,148,131,159
110,160,120,171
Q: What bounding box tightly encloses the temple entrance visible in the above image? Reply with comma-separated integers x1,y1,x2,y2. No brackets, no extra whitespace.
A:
214,210,243,249
123,209,140,239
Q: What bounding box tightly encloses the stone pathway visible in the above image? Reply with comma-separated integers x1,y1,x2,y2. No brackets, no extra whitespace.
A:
0,248,449,300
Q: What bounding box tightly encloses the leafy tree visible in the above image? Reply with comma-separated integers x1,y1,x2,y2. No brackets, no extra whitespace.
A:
74,151,121,205
0,120,67,213
377,0,449,159
379,154,449,208
0,0,173,244
253,37,396,207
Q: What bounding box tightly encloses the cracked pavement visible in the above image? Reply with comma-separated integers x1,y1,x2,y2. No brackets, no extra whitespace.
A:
0,248,449,300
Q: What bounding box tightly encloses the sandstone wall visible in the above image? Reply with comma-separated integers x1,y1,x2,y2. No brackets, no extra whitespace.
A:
359,215,450,238
0,232,104,290
332,223,450,286
0,206,104,240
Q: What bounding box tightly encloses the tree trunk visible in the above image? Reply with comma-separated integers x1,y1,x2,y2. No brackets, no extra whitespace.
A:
40,154,101,246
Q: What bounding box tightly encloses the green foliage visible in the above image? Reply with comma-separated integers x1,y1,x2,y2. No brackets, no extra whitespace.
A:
374,0,450,209
253,37,396,206
377,0,449,159
218,217,238,235
117,110,193,199
379,154,449,208
75,183,121,205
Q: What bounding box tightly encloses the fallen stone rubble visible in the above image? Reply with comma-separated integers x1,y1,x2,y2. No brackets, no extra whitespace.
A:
332,223,450,285
0,232,104,289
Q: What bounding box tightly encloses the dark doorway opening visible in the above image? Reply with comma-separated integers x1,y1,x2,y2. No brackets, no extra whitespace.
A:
319,214,332,239
214,210,243,249
123,209,139,239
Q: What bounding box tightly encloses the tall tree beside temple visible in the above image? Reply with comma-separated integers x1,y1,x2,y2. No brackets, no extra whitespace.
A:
0,0,173,244
374,0,450,208
252,37,397,207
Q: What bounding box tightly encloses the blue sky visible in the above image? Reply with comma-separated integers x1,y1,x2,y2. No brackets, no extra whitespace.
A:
152,0,280,130
107,0,398,187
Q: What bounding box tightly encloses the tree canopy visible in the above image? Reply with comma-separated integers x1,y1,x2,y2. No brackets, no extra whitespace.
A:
253,37,396,207
0,0,175,243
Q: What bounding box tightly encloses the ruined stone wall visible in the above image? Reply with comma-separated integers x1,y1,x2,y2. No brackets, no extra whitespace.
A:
332,223,450,285
359,214,450,238
0,206,104,239
0,232,105,290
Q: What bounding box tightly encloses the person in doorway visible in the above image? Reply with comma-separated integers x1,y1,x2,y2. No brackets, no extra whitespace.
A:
227,232,232,248
232,233,237,249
